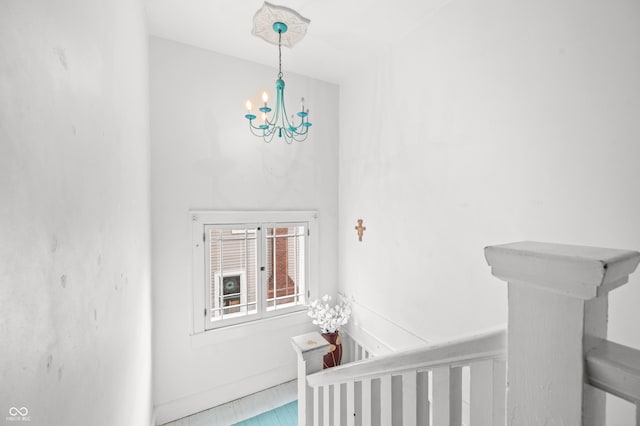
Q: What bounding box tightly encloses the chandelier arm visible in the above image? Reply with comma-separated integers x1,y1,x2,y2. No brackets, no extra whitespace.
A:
263,129,277,143
290,119,304,132
292,128,310,140
283,124,308,143
248,124,266,138
290,123,306,135
264,114,275,127
249,121,267,131
289,133,307,143
282,128,294,144
263,125,277,137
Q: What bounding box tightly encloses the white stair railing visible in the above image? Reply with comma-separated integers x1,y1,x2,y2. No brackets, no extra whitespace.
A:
293,241,640,426
293,329,506,426
585,339,640,425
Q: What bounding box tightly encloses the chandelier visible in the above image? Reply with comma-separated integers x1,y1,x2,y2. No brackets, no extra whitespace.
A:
244,3,312,144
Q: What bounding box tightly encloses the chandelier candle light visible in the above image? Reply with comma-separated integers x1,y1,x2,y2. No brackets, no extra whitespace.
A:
245,2,312,144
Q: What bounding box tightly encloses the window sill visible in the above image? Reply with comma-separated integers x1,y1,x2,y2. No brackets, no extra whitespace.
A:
190,309,311,349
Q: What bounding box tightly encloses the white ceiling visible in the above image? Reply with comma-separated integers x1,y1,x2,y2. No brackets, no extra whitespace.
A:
144,0,448,84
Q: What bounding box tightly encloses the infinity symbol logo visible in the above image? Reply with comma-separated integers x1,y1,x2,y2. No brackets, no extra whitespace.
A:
9,407,29,416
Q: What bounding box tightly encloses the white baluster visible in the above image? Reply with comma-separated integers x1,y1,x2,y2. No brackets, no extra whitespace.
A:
323,386,330,426
451,367,462,426
347,380,355,426
362,378,372,426
432,367,450,425
351,338,357,363
333,383,341,426
402,370,418,426
433,366,462,426
381,375,393,425
417,371,430,425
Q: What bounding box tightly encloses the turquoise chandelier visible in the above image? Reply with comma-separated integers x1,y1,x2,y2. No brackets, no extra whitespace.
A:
245,3,312,144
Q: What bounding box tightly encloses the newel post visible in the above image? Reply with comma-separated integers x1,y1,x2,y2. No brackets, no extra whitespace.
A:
292,332,330,426
485,241,640,426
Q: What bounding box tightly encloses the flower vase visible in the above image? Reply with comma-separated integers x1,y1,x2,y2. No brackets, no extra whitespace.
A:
322,332,343,369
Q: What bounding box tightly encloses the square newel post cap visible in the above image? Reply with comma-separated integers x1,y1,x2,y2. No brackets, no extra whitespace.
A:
292,331,330,360
485,241,640,299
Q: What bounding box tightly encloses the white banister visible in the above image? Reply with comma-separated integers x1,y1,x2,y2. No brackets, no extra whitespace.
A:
292,332,330,426
300,329,505,425
485,241,640,426
585,338,640,404
307,329,506,387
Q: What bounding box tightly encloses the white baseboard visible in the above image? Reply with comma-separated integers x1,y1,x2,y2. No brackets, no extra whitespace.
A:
153,364,296,425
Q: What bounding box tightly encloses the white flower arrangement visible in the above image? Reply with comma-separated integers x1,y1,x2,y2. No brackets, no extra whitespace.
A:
307,294,352,334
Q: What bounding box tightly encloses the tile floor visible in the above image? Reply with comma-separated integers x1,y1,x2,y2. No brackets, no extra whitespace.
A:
162,380,297,426
231,400,297,425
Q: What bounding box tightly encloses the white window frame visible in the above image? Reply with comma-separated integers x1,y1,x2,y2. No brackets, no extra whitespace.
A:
190,210,318,334
203,222,259,330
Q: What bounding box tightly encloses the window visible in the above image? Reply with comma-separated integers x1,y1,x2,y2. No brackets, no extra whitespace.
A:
191,211,317,332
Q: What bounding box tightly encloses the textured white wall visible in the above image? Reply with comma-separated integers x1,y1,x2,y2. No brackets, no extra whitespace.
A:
0,1,151,425
149,37,339,423
339,0,640,419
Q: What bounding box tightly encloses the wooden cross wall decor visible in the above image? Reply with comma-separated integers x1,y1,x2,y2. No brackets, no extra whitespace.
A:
355,219,366,242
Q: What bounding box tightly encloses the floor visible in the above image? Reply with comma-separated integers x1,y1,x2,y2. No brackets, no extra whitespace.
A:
162,380,297,426
232,401,297,426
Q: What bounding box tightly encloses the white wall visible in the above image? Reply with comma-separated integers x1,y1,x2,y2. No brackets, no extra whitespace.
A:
149,37,339,424
339,0,640,418
0,1,151,425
